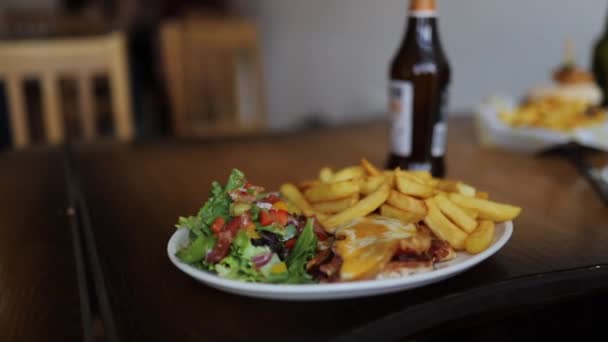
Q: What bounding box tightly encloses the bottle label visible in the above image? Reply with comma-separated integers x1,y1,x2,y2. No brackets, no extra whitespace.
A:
431,122,446,157
389,81,413,157
409,162,432,172
431,90,449,157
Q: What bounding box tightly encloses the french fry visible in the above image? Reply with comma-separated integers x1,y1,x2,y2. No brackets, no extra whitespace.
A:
436,180,454,191
385,172,396,188
476,191,489,200
434,194,477,233
426,178,440,187
380,204,425,224
395,168,428,185
387,190,427,216
324,183,391,231
331,166,366,183
360,175,386,195
448,193,522,222
457,183,476,197
465,220,495,254
459,206,479,220
396,176,435,198
423,198,468,250
436,180,476,197
313,194,360,214
319,167,333,183
304,180,360,203
409,171,432,180
360,158,381,176
298,179,321,190
280,183,326,220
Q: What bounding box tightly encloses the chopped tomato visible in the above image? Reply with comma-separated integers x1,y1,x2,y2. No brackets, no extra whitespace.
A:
284,238,296,250
315,229,328,241
225,217,241,235
270,209,289,226
206,231,233,264
313,220,329,241
210,217,225,235
259,210,273,226
264,194,281,204
244,182,253,189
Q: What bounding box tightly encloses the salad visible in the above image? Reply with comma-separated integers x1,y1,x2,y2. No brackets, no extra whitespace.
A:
175,169,325,284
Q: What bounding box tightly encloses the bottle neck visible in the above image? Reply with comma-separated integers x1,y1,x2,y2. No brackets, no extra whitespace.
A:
403,15,441,52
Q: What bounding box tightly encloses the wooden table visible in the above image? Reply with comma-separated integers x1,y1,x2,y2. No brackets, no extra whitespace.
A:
67,118,608,341
0,148,89,341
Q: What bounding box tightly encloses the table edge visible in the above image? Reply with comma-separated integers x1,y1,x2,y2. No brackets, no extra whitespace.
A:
333,265,608,341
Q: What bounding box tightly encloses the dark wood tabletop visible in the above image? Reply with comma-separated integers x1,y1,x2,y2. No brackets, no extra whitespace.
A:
70,118,608,341
0,148,89,341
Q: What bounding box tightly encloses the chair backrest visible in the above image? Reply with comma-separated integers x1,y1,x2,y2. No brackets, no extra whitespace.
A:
160,16,266,138
0,8,108,39
0,31,134,148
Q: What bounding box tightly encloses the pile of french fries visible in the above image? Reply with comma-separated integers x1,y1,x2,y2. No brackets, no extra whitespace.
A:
281,159,522,255
499,97,606,132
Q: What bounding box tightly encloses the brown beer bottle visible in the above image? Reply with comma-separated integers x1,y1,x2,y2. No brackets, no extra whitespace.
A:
386,0,451,177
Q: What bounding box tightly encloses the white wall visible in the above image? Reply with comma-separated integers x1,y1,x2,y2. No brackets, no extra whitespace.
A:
234,0,607,129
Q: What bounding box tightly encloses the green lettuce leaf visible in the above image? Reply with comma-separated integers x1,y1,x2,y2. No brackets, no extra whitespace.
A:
225,169,246,192
175,216,207,237
176,234,217,264
198,181,230,229
286,218,318,284
259,254,289,283
214,230,269,282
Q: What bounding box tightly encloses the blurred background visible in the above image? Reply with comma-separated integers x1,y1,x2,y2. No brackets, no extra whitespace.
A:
0,0,606,147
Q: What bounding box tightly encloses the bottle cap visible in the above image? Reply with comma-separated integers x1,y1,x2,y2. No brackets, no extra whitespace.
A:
410,0,436,11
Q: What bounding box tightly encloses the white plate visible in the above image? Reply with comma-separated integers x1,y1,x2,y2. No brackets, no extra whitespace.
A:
167,221,513,301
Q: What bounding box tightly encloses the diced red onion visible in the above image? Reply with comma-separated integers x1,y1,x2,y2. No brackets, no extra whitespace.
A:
286,217,299,227
252,252,273,269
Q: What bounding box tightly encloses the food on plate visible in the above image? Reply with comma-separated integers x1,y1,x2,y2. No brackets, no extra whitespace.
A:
304,180,360,203
434,194,477,233
175,160,521,284
499,97,606,132
321,183,391,231
465,220,496,254
312,194,359,214
448,193,522,222
423,198,468,250
175,170,323,284
285,160,521,281
500,40,607,131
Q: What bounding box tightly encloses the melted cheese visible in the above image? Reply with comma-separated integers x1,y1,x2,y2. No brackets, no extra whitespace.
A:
334,217,417,281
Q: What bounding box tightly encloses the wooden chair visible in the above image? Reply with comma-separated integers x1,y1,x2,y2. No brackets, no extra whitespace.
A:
0,32,134,148
0,8,107,39
160,16,266,138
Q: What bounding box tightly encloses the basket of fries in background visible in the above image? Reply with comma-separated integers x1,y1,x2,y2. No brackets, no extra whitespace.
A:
476,42,608,154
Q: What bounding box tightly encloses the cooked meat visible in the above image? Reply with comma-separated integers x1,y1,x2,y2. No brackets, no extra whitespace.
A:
398,227,432,256
319,255,342,278
429,238,456,262
306,248,331,270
